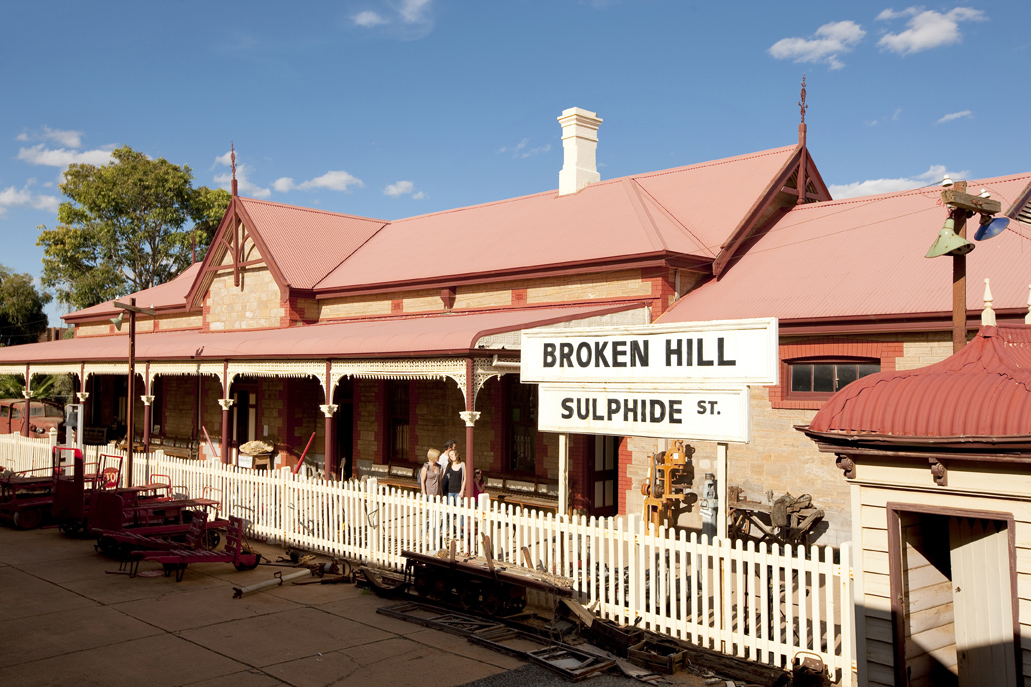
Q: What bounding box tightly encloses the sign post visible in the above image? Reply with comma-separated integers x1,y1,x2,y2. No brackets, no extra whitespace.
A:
521,318,778,532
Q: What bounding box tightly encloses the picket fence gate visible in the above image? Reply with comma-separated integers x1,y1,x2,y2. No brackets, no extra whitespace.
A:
0,434,856,684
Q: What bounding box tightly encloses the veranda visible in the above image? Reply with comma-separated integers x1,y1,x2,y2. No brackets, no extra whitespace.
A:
0,433,855,684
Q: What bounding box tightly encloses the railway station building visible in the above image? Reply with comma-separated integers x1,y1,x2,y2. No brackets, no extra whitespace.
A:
2,104,1031,545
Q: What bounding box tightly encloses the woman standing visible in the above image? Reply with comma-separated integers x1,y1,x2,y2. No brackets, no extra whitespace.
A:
420,448,444,542
443,445,466,537
420,448,443,497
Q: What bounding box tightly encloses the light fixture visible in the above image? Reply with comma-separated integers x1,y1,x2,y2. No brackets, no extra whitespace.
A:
974,214,1011,241
941,175,954,187
109,312,125,330
925,218,975,258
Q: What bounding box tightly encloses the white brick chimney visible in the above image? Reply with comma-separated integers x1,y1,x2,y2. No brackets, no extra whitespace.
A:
558,107,602,196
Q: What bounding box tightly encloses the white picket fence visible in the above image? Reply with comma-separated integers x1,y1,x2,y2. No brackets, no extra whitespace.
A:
0,434,855,683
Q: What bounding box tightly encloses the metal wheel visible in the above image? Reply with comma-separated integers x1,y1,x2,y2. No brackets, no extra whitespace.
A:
58,520,84,537
480,584,505,616
458,582,481,611
204,529,221,550
234,553,261,571
13,507,42,530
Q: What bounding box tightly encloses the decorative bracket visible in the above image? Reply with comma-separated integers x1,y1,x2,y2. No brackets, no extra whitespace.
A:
217,398,236,411
835,455,856,480
459,411,481,427
319,403,338,418
140,395,155,406
76,392,90,403
928,457,947,486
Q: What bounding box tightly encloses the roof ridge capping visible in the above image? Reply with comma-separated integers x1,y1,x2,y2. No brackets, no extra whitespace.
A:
390,145,800,224
789,171,1031,210
239,196,388,224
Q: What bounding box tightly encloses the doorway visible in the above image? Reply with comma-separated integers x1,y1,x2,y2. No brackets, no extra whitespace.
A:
334,378,354,480
589,435,619,517
889,505,1018,686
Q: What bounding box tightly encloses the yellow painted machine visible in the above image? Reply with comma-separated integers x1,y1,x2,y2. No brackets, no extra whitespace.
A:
640,440,695,529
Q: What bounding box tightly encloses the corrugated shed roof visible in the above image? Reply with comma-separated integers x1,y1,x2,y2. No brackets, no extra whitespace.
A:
808,324,1031,437
659,173,1031,323
315,146,799,291
238,198,386,290
13,304,637,363
65,262,203,321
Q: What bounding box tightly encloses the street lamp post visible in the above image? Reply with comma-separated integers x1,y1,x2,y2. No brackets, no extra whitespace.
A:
111,298,156,486
924,180,1005,353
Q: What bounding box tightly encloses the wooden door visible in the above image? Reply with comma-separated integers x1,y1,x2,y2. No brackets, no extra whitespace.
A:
950,517,1016,687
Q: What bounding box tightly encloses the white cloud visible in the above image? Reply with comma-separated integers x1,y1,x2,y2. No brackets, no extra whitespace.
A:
498,138,552,158
936,109,973,125
384,180,414,197
877,7,986,55
383,180,425,199
297,170,363,192
768,20,866,70
273,177,296,193
17,144,115,168
352,0,434,32
398,0,432,24
352,10,387,27
213,150,271,198
0,185,60,217
270,171,364,194
829,164,968,198
17,126,84,148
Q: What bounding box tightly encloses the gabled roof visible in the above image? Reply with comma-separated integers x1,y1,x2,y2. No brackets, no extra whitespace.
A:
804,324,1031,442
184,196,387,308
659,172,1031,326
236,198,387,290
63,262,203,323
314,146,806,294
63,143,820,322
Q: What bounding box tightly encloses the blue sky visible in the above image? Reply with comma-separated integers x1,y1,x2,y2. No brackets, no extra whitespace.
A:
2,1,1029,324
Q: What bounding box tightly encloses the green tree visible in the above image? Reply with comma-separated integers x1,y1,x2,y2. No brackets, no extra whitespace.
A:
0,265,51,346
37,146,231,310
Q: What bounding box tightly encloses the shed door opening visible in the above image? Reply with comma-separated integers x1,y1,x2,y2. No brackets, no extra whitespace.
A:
897,511,1015,687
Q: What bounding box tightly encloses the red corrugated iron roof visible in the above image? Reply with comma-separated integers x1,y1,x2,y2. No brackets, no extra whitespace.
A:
65,263,203,322
63,145,802,321
238,198,387,290
314,146,800,292
659,173,1031,324
806,324,1031,438
12,304,640,364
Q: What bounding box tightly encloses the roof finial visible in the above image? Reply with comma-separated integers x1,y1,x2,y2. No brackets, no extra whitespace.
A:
1025,284,1031,325
982,277,996,327
230,142,238,197
799,74,807,125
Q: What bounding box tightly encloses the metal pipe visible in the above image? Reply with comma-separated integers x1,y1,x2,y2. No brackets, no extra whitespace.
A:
232,569,310,598
293,432,316,475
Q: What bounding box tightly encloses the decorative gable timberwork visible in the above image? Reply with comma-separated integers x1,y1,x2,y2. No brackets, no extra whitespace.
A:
204,238,285,331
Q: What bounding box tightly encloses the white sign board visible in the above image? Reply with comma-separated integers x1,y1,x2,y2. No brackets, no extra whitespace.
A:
521,318,778,386
537,384,750,443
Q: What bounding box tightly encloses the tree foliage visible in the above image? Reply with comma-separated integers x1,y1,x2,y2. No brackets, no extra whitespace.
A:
0,265,51,346
37,146,231,310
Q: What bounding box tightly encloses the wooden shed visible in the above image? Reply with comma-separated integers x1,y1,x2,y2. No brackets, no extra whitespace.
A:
799,301,1031,687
